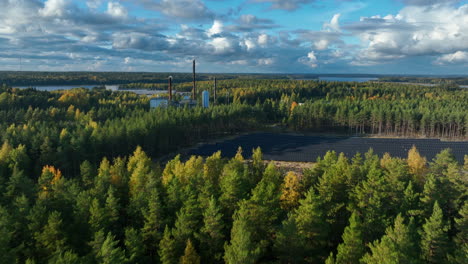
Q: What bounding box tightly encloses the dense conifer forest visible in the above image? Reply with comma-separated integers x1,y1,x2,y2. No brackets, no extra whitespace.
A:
0,79,466,263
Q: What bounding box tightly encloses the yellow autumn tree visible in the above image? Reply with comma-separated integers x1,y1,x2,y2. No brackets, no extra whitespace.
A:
290,101,298,113
38,165,63,199
407,145,427,184
280,171,301,210
180,239,200,264
162,155,182,186
234,147,244,162
380,152,392,169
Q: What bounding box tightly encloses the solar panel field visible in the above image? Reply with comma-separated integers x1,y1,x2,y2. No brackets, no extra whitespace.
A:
187,133,468,162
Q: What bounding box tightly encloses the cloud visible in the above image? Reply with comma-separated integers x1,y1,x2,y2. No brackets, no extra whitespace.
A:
228,14,278,32
258,34,269,46
323,13,341,32
252,0,315,11
134,0,214,21
112,32,168,51
0,0,466,73
207,20,223,37
435,51,468,65
299,51,318,68
398,0,460,6
350,3,468,65
107,2,128,18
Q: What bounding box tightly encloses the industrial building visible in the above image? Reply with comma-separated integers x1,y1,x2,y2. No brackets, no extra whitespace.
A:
150,60,215,109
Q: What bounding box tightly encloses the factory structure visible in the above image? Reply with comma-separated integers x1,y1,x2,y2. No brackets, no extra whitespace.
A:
150,60,216,109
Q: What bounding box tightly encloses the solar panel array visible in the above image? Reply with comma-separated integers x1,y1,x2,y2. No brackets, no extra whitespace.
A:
187,133,468,163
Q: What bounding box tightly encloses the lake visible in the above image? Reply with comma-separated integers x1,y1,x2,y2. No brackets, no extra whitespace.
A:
16,84,101,91
318,76,378,82
15,84,169,96
186,133,468,163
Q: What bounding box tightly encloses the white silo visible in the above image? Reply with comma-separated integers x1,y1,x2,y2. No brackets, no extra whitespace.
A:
202,90,209,108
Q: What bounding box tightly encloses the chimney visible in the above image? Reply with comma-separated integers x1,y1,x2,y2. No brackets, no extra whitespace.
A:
213,77,217,105
168,76,173,101
192,60,196,100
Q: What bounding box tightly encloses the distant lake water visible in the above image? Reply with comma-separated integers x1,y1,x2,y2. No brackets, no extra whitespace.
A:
16,84,101,91
318,77,378,82
15,85,168,96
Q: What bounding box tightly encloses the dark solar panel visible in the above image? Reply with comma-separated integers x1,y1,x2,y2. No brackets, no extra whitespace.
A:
187,133,468,163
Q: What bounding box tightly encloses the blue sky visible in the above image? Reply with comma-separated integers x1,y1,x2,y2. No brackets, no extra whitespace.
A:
0,0,467,74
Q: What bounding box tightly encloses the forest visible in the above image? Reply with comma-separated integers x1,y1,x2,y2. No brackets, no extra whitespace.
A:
0,72,323,87
0,78,466,263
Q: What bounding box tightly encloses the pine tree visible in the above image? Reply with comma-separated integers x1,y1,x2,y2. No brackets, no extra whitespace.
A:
335,212,365,264
280,171,301,211
201,151,224,203
224,206,261,264
0,206,15,264
219,154,248,217
316,152,351,246
180,239,201,264
293,188,329,262
273,216,307,263
80,160,96,188
97,232,126,264
449,201,468,263
105,187,120,231
464,155,468,170
251,147,265,184
420,201,449,264
89,198,108,233
141,184,164,260
158,226,177,264
361,214,419,264
198,196,224,263
124,228,146,264
173,193,202,255
350,166,391,242
5,167,34,201
35,211,68,259
401,181,423,218
48,250,81,264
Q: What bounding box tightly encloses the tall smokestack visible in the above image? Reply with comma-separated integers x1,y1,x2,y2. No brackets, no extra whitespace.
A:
168,76,173,101
213,77,217,105
192,60,196,100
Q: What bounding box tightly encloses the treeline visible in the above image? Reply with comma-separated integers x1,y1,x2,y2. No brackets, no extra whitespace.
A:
378,76,468,85
0,72,227,86
0,143,466,263
1,72,321,87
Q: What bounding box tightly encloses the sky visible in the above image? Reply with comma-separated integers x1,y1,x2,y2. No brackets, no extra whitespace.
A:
0,0,467,74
